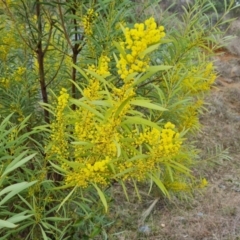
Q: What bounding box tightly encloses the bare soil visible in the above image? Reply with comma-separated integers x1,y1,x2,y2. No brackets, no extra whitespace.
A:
104,50,240,240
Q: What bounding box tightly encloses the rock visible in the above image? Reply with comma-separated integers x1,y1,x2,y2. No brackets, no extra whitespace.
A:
227,37,240,57
230,65,240,78
197,212,204,217
228,17,240,36
226,18,240,57
176,216,187,223
232,187,240,192
138,225,151,234
223,78,233,83
234,116,240,121
214,58,240,81
218,184,226,189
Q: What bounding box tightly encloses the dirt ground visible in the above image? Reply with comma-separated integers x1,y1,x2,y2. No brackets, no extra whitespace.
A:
104,50,240,240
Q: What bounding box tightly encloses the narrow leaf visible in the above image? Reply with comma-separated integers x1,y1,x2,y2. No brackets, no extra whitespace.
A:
70,99,104,119
2,153,36,177
0,220,17,229
57,186,76,211
113,41,126,58
40,225,48,240
139,43,161,58
131,99,167,111
149,173,169,197
92,184,108,213
7,212,33,224
0,181,37,206
134,65,172,86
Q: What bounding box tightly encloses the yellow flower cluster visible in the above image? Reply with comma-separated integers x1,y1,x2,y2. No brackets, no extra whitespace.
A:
73,55,118,168
65,158,110,187
166,177,208,192
48,18,184,189
64,55,72,68
112,81,136,120
73,114,119,164
199,178,208,188
182,62,216,93
0,45,8,61
202,62,216,90
0,20,19,60
166,182,190,191
7,128,18,155
83,79,100,100
135,122,181,157
53,81,137,187
113,80,135,101
14,67,26,81
16,67,26,75
0,66,26,88
0,77,10,88
97,55,111,75
175,62,216,133
154,122,182,157
87,55,110,76
118,122,182,181
34,206,44,223
49,88,69,161
117,17,165,81
179,99,203,131
9,103,25,122
56,88,69,120
0,32,17,60
83,55,110,100
115,21,126,30
28,168,47,196
51,102,183,187
82,8,98,36
0,0,11,7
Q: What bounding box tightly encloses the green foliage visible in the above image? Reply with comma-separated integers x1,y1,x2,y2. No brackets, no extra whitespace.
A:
0,115,36,233
207,0,237,13
0,0,236,239
0,115,109,239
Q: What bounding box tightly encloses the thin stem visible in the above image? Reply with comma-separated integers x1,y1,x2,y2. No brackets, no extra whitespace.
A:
36,0,49,123
46,53,65,87
2,0,35,51
57,0,73,49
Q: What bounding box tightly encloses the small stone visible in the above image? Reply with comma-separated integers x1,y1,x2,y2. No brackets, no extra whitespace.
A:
218,184,226,189
232,187,240,192
176,216,186,221
223,78,233,83
197,212,204,217
231,66,240,77
138,225,151,234
235,116,240,121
